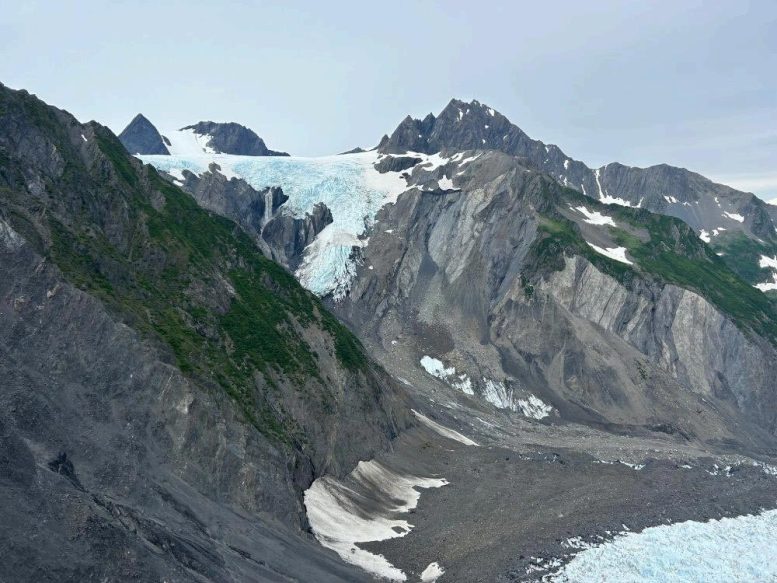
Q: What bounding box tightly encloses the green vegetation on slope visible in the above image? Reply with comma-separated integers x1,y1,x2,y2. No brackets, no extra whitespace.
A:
708,231,777,286
526,182,777,345
0,92,368,442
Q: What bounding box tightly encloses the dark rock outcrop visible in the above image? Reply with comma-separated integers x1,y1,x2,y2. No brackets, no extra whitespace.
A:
181,121,289,156
171,163,332,269
118,113,170,154
262,202,333,270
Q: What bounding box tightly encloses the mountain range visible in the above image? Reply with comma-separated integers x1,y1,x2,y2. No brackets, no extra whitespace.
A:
2,83,777,582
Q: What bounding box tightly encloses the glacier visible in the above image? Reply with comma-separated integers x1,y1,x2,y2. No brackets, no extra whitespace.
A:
546,509,777,582
140,151,409,298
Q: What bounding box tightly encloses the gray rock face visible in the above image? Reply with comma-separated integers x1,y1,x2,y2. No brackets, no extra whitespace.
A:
334,150,777,443
262,202,333,270
379,98,777,243
182,121,289,156
118,113,170,155
171,163,332,269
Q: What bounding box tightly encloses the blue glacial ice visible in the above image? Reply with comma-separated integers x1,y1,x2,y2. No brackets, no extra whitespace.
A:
546,509,777,582
140,152,409,298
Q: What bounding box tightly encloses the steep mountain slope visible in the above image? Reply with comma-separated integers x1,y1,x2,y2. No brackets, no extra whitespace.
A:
0,83,408,581
118,115,289,156
333,148,777,442
378,99,777,290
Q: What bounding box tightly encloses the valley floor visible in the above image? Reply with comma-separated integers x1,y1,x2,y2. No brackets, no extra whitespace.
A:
304,341,777,583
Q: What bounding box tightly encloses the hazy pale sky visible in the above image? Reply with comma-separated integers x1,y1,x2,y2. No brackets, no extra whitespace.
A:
2,0,775,198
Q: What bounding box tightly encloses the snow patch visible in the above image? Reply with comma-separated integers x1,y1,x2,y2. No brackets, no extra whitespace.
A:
437,176,454,190
304,460,447,581
162,128,216,156
755,255,777,292
759,255,777,270
420,356,474,395
572,206,616,227
421,562,445,582
516,394,554,420
699,230,711,243
587,243,634,265
664,195,679,204
412,410,479,446
723,211,745,223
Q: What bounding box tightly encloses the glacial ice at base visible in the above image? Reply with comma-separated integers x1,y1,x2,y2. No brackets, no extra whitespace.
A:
546,509,777,583
140,151,409,298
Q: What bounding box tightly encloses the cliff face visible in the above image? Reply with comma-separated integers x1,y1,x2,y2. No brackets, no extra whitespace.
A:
171,163,333,270
0,83,407,581
333,149,777,444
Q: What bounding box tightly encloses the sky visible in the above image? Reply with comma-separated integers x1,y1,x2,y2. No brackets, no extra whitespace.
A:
1,0,775,199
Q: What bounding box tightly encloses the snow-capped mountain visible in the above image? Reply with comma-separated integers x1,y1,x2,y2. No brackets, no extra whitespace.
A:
377,98,777,292
119,115,288,156
6,84,776,582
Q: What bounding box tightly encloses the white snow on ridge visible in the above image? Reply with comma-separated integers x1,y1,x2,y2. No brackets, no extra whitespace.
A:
572,206,616,227
594,168,640,208
438,176,455,190
699,229,711,243
412,410,479,446
546,509,777,582
304,460,447,581
587,243,634,265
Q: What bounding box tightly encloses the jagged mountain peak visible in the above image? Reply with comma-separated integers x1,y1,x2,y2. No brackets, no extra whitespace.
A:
378,97,777,272
118,112,169,155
